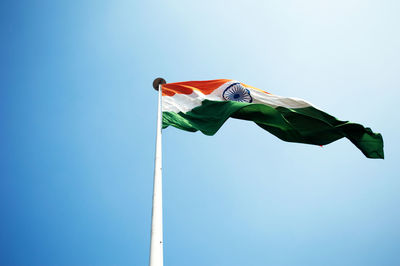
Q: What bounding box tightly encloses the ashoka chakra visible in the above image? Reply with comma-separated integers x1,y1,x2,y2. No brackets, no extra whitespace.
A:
222,83,253,103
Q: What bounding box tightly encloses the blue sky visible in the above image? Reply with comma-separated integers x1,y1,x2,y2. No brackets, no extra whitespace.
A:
2,0,400,265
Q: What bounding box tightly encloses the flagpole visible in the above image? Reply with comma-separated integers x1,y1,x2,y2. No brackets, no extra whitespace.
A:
149,78,166,266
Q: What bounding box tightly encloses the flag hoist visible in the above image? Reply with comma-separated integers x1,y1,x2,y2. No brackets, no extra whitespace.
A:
149,76,384,264
149,78,166,266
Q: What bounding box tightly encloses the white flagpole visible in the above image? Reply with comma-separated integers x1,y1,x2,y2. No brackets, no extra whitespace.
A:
149,78,166,266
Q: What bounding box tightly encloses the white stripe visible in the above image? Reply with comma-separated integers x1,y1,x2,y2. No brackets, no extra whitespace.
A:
249,89,313,109
162,81,312,113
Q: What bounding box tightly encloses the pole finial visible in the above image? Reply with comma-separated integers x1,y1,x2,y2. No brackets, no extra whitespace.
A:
153,78,166,91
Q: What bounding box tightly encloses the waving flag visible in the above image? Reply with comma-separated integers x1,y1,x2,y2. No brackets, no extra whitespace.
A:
162,79,384,159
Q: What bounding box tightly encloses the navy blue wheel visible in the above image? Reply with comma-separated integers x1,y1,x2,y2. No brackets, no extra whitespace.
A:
222,83,253,103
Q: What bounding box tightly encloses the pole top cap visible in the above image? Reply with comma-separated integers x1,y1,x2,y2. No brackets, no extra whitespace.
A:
153,77,166,91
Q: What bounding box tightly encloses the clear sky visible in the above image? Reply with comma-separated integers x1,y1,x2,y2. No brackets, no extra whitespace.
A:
2,0,400,265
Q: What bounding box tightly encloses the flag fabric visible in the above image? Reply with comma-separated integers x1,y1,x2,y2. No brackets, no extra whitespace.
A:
161,79,384,159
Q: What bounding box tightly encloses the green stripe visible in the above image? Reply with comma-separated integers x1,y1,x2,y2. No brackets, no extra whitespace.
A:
162,100,384,159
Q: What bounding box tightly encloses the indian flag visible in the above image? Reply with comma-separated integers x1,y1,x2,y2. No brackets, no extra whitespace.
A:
162,79,384,159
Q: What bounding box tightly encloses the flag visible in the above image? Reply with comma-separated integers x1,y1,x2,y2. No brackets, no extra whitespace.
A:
162,79,384,159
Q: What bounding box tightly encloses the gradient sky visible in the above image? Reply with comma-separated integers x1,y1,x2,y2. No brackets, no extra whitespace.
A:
2,0,400,265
